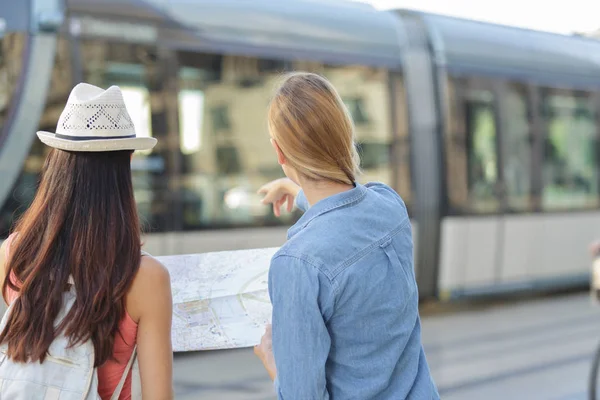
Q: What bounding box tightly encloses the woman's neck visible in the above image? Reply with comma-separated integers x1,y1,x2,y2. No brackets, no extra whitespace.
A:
300,179,354,207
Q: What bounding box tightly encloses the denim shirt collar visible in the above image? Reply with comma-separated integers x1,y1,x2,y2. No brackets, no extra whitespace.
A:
288,183,367,239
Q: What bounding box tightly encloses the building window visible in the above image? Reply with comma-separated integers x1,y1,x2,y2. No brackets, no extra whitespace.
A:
356,141,390,170
319,66,397,197
343,97,370,125
210,106,231,133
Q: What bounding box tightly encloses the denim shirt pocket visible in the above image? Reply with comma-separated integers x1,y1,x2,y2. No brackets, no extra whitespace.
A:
379,237,416,300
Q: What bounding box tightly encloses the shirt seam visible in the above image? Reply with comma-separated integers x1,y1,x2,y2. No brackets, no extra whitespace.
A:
329,217,410,279
272,253,341,297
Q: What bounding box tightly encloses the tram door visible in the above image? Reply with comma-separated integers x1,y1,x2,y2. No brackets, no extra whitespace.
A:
455,80,535,293
451,78,508,293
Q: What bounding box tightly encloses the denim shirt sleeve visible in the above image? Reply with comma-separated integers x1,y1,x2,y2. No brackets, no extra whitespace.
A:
269,255,335,400
294,189,310,212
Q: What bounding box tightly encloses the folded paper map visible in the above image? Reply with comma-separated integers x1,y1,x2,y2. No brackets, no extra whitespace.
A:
156,248,278,352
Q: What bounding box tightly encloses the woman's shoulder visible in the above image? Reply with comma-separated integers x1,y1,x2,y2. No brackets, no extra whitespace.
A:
1,233,16,257
364,182,409,220
1,234,19,305
365,182,405,203
0,238,8,263
138,253,170,280
133,254,171,295
126,253,171,323
0,237,8,280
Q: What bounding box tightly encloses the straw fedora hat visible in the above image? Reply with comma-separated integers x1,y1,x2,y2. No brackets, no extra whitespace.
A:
37,83,157,152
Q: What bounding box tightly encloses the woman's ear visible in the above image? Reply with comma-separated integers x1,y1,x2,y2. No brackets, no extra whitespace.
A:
271,138,286,166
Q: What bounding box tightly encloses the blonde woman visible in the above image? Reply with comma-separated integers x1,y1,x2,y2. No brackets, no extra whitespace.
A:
254,73,439,399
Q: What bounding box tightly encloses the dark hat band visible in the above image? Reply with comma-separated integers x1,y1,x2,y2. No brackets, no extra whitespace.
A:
54,133,136,141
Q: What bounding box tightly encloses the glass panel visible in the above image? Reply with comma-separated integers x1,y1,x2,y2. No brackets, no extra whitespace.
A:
79,40,173,231
0,37,72,237
391,75,412,209
445,78,500,214
320,67,394,188
178,87,204,155
0,44,402,235
288,64,400,192
444,79,469,212
176,55,397,229
541,90,599,210
0,32,26,136
503,85,532,211
466,90,498,212
176,54,290,229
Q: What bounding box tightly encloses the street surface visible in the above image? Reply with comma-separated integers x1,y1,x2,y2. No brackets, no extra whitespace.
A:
174,292,600,400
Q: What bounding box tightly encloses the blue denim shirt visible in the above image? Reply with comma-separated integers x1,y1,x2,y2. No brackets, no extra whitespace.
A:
269,182,439,400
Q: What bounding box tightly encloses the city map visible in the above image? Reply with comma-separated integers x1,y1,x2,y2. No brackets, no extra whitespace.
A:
156,248,278,352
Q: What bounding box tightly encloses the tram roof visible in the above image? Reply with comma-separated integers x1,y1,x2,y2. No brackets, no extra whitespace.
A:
0,0,29,32
67,0,405,68
412,10,600,88
34,0,600,85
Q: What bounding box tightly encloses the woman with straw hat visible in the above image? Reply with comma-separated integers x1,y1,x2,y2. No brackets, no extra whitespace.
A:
0,83,173,399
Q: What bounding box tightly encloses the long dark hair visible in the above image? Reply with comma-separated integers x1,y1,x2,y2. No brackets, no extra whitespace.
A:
0,149,141,366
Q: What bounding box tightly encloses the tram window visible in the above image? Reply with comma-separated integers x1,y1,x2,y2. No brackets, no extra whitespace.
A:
175,55,398,230
390,75,412,208
319,66,397,196
445,79,499,214
444,80,468,212
503,86,533,211
0,32,26,137
79,40,172,231
343,98,370,125
356,142,390,170
541,90,599,210
176,54,292,230
466,93,498,212
0,37,71,237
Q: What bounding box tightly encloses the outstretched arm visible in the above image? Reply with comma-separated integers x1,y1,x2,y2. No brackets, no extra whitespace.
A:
258,178,304,216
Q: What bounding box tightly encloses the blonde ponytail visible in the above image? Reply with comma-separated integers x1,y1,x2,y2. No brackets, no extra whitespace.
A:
268,72,360,185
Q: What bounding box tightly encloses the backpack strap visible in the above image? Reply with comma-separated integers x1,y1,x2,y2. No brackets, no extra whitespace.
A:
110,345,138,400
110,250,148,399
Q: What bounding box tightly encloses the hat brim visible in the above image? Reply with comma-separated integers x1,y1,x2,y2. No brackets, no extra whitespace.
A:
37,131,157,152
